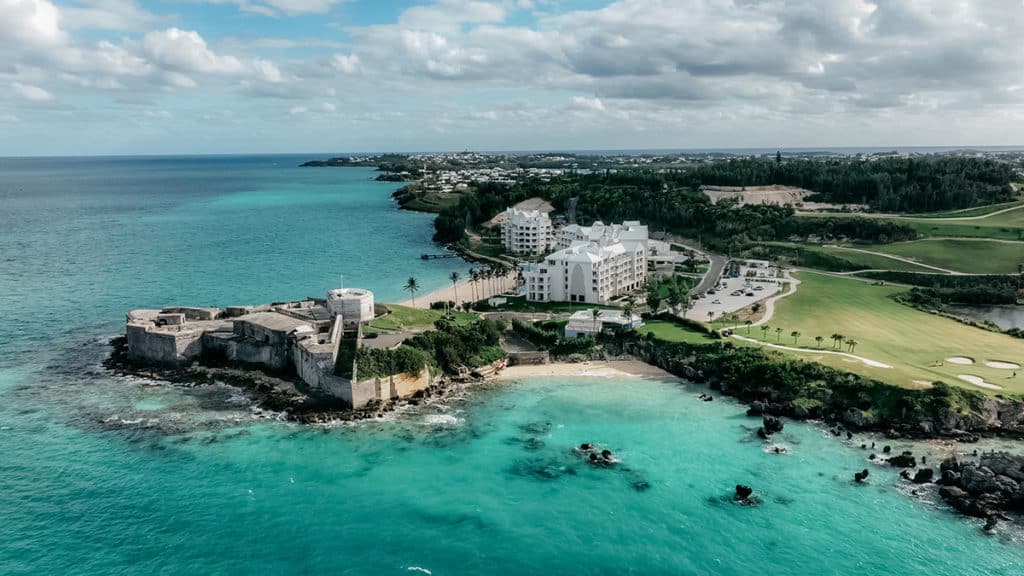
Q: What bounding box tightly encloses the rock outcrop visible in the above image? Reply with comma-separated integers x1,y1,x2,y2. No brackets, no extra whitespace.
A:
937,452,1024,520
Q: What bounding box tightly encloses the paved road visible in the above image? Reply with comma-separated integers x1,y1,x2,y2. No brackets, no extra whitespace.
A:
826,245,961,275
652,233,727,296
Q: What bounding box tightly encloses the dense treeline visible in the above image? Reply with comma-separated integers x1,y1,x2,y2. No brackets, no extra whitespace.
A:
686,157,1017,212
428,172,916,251
403,318,506,374
858,271,1020,305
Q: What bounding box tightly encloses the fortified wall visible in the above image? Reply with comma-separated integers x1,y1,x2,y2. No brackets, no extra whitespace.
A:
124,289,433,408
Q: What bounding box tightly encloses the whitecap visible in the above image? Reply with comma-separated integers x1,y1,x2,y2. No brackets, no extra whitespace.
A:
407,567,432,575
423,414,462,426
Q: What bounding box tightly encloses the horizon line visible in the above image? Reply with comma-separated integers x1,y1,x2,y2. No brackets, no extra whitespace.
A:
3,144,1024,160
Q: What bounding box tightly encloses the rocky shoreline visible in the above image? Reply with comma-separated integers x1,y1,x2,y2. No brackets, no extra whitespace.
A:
104,336,480,425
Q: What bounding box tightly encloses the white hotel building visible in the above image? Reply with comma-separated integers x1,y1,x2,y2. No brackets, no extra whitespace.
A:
502,208,554,255
555,220,650,251
524,221,649,304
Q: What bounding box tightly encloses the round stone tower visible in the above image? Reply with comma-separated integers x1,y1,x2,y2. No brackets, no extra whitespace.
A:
326,288,375,324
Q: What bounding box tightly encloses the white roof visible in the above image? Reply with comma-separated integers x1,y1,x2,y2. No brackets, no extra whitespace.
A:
547,241,632,264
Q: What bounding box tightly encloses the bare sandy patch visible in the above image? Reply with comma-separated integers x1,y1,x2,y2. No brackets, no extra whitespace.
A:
912,380,935,389
985,360,1020,370
487,197,554,226
495,361,677,382
957,374,1003,390
946,357,974,365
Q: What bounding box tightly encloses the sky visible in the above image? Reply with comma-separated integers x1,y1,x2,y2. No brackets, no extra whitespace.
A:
1,0,1023,156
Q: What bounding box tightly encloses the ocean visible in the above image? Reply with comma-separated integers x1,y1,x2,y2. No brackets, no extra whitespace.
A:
1,155,1023,575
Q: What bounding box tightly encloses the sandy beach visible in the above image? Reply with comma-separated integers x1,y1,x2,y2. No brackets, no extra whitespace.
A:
403,272,518,309
495,360,678,381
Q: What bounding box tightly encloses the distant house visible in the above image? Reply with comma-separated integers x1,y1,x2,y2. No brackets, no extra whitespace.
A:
565,309,644,338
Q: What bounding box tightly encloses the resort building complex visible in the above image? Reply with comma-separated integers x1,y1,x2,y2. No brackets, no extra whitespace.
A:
555,220,650,251
524,227,649,304
502,208,554,255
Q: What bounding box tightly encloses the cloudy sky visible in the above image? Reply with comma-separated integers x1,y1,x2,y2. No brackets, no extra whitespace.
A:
2,0,1023,155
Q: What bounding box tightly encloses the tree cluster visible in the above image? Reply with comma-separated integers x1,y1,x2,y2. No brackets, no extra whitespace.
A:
684,157,1017,212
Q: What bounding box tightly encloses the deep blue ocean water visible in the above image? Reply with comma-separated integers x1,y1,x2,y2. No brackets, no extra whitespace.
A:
2,155,1024,575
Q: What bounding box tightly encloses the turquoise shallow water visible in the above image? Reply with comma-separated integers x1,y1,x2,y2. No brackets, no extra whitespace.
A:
2,156,1024,575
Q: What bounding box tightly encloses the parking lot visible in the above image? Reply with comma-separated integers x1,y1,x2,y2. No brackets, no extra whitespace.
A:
687,263,783,321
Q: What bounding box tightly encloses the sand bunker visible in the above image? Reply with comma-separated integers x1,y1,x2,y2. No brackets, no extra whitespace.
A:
946,357,974,365
985,360,1020,370
957,374,1003,390
912,380,935,389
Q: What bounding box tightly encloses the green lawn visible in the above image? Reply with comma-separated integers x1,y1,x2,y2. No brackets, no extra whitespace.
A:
906,200,1024,219
637,320,726,344
762,241,942,273
743,272,1024,393
368,305,478,332
870,239,1024,274
796,209,1024,241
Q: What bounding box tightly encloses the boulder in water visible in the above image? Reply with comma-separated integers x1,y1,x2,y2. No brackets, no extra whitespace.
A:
912,468,934,484
735,484,753,500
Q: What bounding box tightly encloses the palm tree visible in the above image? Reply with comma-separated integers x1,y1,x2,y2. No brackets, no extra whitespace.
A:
831,333,843,349
846,338,858,353
404,277,420,307
707,310,714,322
469,268,478,301
745,319,753,334
449,271,460,304
760,325,770,339
791,330,801,345
815,335,824,348
775,327,782,342
622,299,636,325
592,308,602,334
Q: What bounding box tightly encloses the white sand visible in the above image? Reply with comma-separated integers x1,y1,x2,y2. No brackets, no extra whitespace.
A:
402,272,517,309
957,374,1003,390
984,360,1020,370
495,361,677,381
946,357,974,365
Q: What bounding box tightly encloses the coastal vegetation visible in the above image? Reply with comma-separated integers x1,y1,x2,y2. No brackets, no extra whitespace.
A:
618,334,1012,437
403,318,506,373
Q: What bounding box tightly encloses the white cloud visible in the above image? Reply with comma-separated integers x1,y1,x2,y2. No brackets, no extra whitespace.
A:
11,82,54,102
142,28,245,75
289,105,308,115
320,102,336,112
398,0,506,30
331,53,360,73
569,96,604,112
62,0,162,32
0,0,66,46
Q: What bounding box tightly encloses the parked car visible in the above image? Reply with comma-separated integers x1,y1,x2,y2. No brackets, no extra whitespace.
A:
754,286,764,291
745,292,754,297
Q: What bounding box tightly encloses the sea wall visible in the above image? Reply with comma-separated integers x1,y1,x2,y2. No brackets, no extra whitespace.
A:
126,324,205,365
